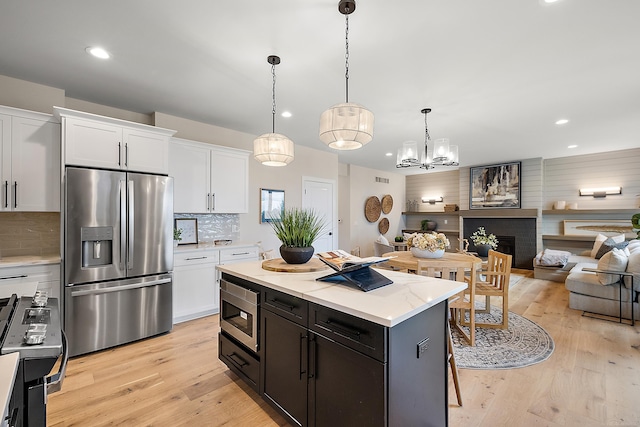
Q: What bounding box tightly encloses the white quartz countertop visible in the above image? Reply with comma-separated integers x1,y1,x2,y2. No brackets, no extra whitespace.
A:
217,260,467,328
0,352,19,419
174,242,257,253
0,254,60,269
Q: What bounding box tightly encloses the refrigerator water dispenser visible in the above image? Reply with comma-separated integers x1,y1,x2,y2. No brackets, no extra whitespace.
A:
81,226,113,267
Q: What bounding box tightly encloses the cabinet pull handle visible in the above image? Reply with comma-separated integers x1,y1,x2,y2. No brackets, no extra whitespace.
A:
0,274,28,281
185,256,207,261
118,142,122,166
211,193,215,211
268,297,295,312
4,181,7,208
308,336,316,379
299,334,307,380
324,319,361,340
125,143,129,167
207,193,210,211
13,182,17,208
227,352,248,369
231,252,250,256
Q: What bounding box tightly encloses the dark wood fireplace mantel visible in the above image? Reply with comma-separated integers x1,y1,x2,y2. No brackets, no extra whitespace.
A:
459,208,539,218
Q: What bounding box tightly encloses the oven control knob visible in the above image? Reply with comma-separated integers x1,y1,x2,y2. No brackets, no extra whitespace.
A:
32,290,49,307
24,324,47,345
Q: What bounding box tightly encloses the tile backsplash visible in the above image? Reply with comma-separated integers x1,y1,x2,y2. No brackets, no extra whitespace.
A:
173,213,240,243
0,212,60,257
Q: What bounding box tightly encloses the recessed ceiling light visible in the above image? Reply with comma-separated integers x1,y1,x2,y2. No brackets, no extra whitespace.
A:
568,144,578,149
544,0,560,3
385,152,393,157
281,111,292,118
555,119,569,125
86,46,110,59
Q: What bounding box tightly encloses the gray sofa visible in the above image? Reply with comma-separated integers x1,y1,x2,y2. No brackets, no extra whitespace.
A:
564,239,640,320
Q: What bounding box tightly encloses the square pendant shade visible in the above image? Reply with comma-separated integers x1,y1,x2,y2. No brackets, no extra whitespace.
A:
253,133,295,167
319,102,374,150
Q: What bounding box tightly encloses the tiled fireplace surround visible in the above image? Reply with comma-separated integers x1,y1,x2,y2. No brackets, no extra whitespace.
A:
463,215,537,269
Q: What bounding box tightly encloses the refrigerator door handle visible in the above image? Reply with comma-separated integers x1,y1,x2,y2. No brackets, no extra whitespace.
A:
128,180,134,270
70,278,172,297
119,180,127,271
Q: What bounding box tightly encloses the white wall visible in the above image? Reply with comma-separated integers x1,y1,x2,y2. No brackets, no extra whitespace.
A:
0,75,65,113
346,164,406,257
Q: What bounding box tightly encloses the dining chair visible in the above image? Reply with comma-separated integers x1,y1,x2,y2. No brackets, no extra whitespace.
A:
417,259,475,407
416,259,477,346
462,249,512,329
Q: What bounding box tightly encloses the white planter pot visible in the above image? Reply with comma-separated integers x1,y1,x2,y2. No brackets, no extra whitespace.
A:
410,247,444,259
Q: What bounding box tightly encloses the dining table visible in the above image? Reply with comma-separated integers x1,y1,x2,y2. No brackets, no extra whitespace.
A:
382,250,483,272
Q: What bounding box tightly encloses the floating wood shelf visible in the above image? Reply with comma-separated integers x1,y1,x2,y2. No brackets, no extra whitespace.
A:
542,209,637,215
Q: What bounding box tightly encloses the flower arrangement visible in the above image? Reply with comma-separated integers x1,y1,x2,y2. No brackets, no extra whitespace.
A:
407,232,450,252
470,227,498,249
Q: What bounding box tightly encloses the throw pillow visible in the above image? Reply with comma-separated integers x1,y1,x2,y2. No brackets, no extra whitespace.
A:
624,250,640,290
594,238,630,259
596,248,629,285
377,234,390,246
590,233,625,258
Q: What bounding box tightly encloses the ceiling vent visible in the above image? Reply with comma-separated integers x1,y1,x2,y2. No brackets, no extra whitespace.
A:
375,177,389,184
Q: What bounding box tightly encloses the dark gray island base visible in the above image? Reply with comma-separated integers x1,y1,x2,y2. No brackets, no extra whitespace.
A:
217,265,464,427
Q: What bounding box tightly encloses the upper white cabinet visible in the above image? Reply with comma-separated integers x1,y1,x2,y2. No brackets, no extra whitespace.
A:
54,107,175,174
0,106,60,212
169,138,249,213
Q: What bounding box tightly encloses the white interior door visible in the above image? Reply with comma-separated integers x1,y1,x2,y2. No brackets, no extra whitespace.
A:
302,177,336,253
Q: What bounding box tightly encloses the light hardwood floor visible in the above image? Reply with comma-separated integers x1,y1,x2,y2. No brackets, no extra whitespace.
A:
47,274,640,426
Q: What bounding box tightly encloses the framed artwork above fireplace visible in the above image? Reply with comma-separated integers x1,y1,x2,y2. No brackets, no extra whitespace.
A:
469,161,521,209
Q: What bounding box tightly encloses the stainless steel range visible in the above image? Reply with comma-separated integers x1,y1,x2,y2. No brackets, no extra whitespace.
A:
0,292,67,427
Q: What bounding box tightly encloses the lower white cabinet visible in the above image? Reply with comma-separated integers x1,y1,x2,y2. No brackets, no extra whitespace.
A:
173,250,219,324
0,263,60,301
172,245,259,324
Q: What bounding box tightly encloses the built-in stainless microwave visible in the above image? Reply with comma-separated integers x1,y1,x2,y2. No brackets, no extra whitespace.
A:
220,279,259,353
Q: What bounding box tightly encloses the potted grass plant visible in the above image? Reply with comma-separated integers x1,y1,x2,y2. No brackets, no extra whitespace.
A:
470,226,498,257
270,207,326,264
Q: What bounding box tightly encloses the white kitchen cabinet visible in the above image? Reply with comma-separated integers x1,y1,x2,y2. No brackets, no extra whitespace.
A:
0,107,60,212
173,249,220,324
169,138,249,213
55,107,175,174
0,263,60,301
172,244,259,324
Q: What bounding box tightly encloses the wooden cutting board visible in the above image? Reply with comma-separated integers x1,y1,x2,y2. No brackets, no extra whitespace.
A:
262,258,329,272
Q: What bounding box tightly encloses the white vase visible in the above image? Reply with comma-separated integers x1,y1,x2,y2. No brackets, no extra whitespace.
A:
411,247,444,259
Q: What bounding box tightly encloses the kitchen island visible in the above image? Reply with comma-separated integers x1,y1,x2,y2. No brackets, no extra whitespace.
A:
217,261,465,427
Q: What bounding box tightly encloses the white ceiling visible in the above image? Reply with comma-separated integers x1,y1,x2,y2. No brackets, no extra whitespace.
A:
1,0,638,175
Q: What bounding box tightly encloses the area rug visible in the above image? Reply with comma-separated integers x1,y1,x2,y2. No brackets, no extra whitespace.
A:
451,305,555,370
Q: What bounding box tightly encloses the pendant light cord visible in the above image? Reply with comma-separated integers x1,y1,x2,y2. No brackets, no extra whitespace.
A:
344,13,350,103
271,61,277,133
424,111,431,149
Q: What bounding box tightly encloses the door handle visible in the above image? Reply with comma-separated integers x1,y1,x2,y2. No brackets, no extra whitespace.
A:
127,180,134,269
70,278,171,296
119,180,126,270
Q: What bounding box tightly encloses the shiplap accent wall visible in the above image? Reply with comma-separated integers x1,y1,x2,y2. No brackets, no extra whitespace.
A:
406,169,459,211
541,148,640,236
543,148,640,211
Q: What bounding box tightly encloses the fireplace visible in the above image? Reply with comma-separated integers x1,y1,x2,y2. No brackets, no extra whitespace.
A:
464,217,536,269
495,235,516,267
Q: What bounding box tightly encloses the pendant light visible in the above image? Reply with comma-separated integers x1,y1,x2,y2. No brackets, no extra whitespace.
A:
254,55,294,166
319,0,374,150
396,108,459,169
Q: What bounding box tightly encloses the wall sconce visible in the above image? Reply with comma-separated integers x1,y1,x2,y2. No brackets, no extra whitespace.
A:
579,187,622,197
421,196,443,204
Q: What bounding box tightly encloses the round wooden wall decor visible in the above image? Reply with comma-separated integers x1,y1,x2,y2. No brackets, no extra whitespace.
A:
364,196,382,222
381,194,393,214
378,217,390,235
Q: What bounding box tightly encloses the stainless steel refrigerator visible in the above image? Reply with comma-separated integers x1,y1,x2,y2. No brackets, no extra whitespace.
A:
63,167,174,357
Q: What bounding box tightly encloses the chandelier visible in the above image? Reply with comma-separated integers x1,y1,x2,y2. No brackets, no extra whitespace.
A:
319,0,374,150
396,108,459,169
253,55,294,167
